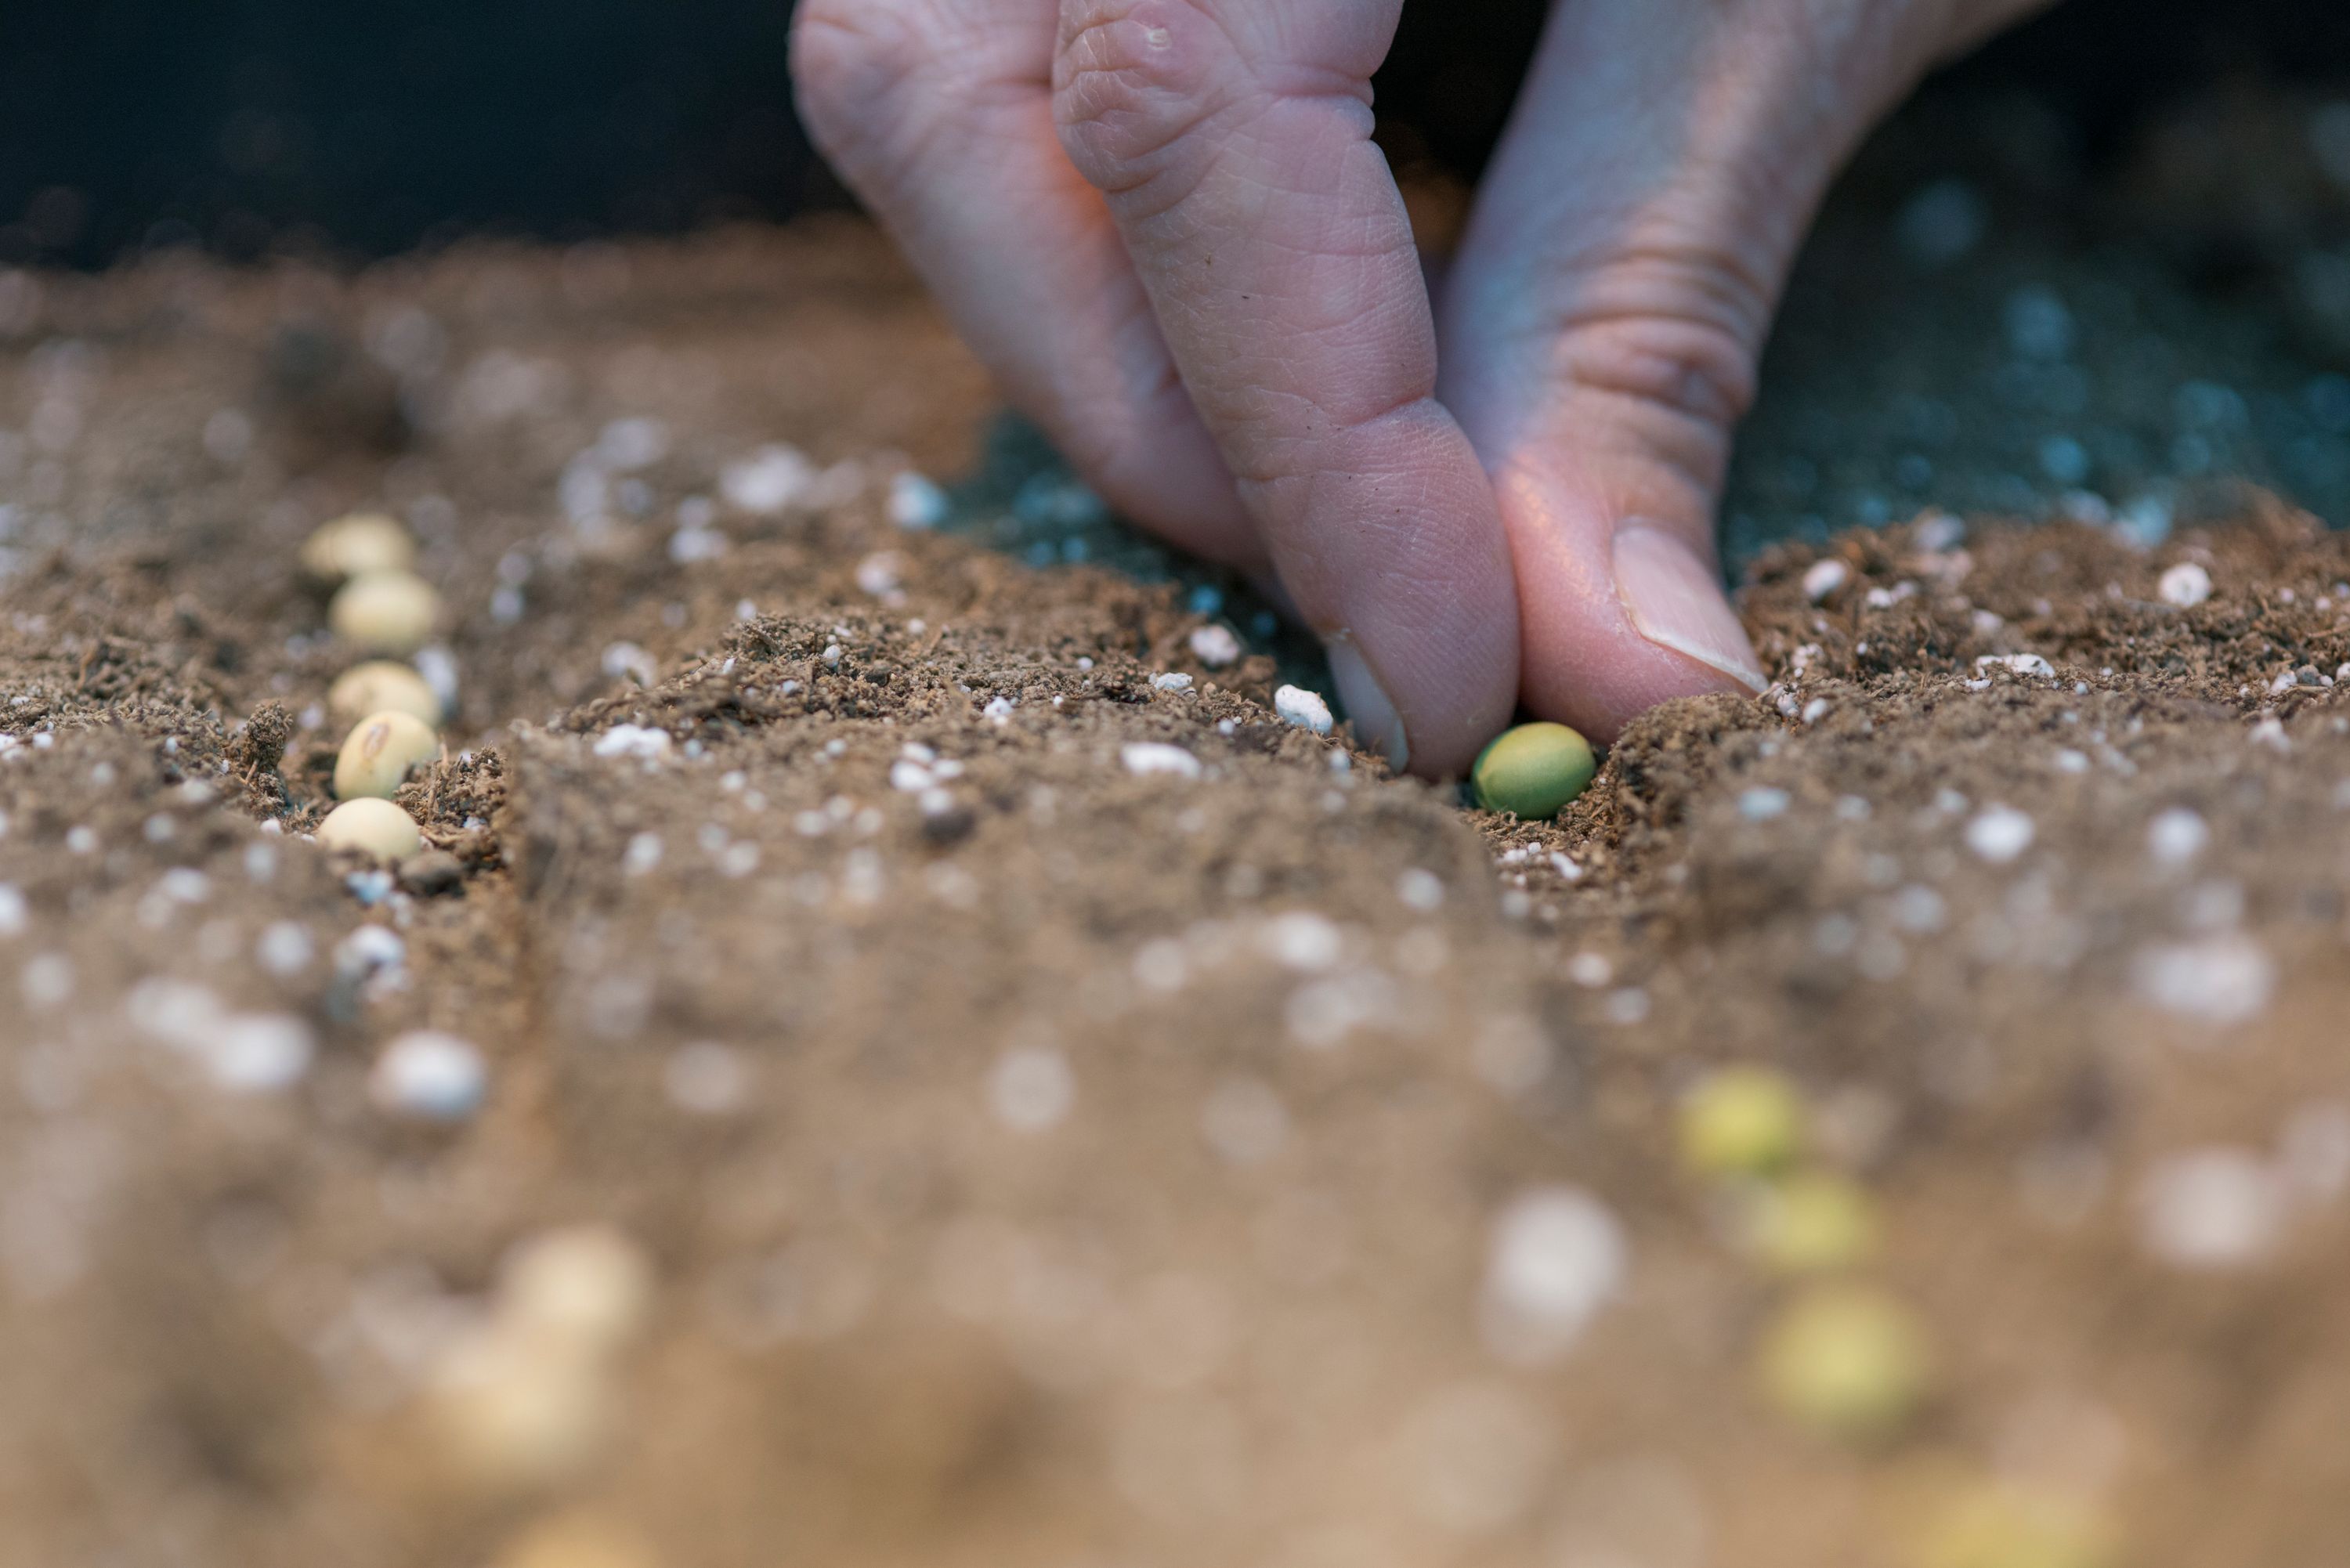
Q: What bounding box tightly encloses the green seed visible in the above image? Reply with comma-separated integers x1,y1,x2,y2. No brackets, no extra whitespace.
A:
1745,1172,1878,1274
1471,722,1596,819
1758,1284,1931,1442
1679,1066,1806,1179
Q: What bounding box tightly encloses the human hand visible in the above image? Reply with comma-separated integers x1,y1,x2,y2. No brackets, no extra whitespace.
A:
791,0,2055,776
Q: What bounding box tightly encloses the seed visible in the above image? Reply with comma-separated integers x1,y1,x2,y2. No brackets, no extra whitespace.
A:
1472,723,1596,819
316,797,423,861
1679,1066,1806,1178
1913,1479,2113,1568
427,1323,613,1494
334,711,440,800
329,660,442,726
1744,1172,1878,1274
330,569,441,655
487,1513,660,1568
500,1226,655,1358
1758,1284,1930,1441
302,512,416,580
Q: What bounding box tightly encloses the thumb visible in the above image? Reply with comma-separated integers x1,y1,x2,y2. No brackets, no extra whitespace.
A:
1439,0,2034,740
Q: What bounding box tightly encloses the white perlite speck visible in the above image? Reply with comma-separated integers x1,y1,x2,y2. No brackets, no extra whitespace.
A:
1965,805,2036,863
1274,685,1333,735
1150,672,1193,693
2146,807,2211,869
593,724,671,761
1190,625,1242,667
2157,561,2213,608
1737,787,1791,822
1801,558,1850,602
1395,868,1445,912
1266,911,1343,972
1121,742,1202,780
204,1013,314,1093
664,1041,750,1115
255,922,313,976
371,1031,488,1122
888,471,949,530
854,551,905,598
2138,1147,2285,1270
1976,653,2056,679
0,883,24,938
1480,1187,1628,1364
334,926,406,982
720,444,816,515
2132,934,2274,1027
989,1047,1074,1133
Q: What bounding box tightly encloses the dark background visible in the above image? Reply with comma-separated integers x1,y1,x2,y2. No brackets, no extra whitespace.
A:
0,0,2340,269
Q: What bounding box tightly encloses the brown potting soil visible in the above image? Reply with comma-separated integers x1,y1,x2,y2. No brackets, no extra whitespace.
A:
5,95,2350,1568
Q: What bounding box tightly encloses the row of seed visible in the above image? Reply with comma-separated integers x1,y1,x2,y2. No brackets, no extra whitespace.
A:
304,513,448,862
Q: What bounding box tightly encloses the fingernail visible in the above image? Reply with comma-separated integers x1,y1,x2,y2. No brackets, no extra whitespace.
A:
1326,638,1410,772
1612,522,1769,692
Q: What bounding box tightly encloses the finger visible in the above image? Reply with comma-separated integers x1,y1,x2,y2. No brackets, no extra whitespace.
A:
1437,0,2052,741
791,0,1258,568
1053,0,1519,778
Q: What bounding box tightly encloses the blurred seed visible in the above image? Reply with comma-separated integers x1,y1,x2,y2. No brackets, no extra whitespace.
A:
1744,1172,1878,1274
1757,1284,1931,1442
302,511,416,580
331,569,441,655
329,660,442,726
1679,1067,1806,1179
1911,1479,2113,1568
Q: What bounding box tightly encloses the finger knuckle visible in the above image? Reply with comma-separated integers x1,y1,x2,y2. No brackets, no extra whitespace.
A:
1054,0,1233,196
790,0,935,164
1551,244,1769,437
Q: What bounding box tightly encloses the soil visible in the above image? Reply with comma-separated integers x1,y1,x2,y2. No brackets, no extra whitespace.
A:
5,74,2350,1568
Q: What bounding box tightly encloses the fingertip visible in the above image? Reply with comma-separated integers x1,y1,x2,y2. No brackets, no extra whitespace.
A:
1506,479,1767,744
1611,522,1769,695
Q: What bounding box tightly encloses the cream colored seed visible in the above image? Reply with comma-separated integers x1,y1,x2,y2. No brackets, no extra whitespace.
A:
427,1324,614,1494
316,797,423,861
334,710,440,800
329,660,442,727
302,512,416,580
330,569,441,655
499,1226,656,1358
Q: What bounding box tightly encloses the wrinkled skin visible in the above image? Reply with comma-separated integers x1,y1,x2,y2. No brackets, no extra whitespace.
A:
792,0,2057,776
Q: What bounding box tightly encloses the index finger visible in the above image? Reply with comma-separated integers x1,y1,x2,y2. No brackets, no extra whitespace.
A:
1052,0,1518,776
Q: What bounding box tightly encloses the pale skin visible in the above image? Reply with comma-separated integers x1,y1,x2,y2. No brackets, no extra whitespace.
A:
791,0,2056,777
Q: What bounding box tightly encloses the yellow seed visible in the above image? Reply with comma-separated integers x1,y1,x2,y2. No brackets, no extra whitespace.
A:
1472,722,1598,819
316,797,423,861
1746,1172,1878,1275
426,1323,614,1495
302,512,416,580
329,569,441,655
488,1512,660,1568
1679,1066,1806,1178
499,1226,656,1359
1759,1284,1931,1442
328,661,442,727
1911,1480,2113,1568
334,711,440,800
